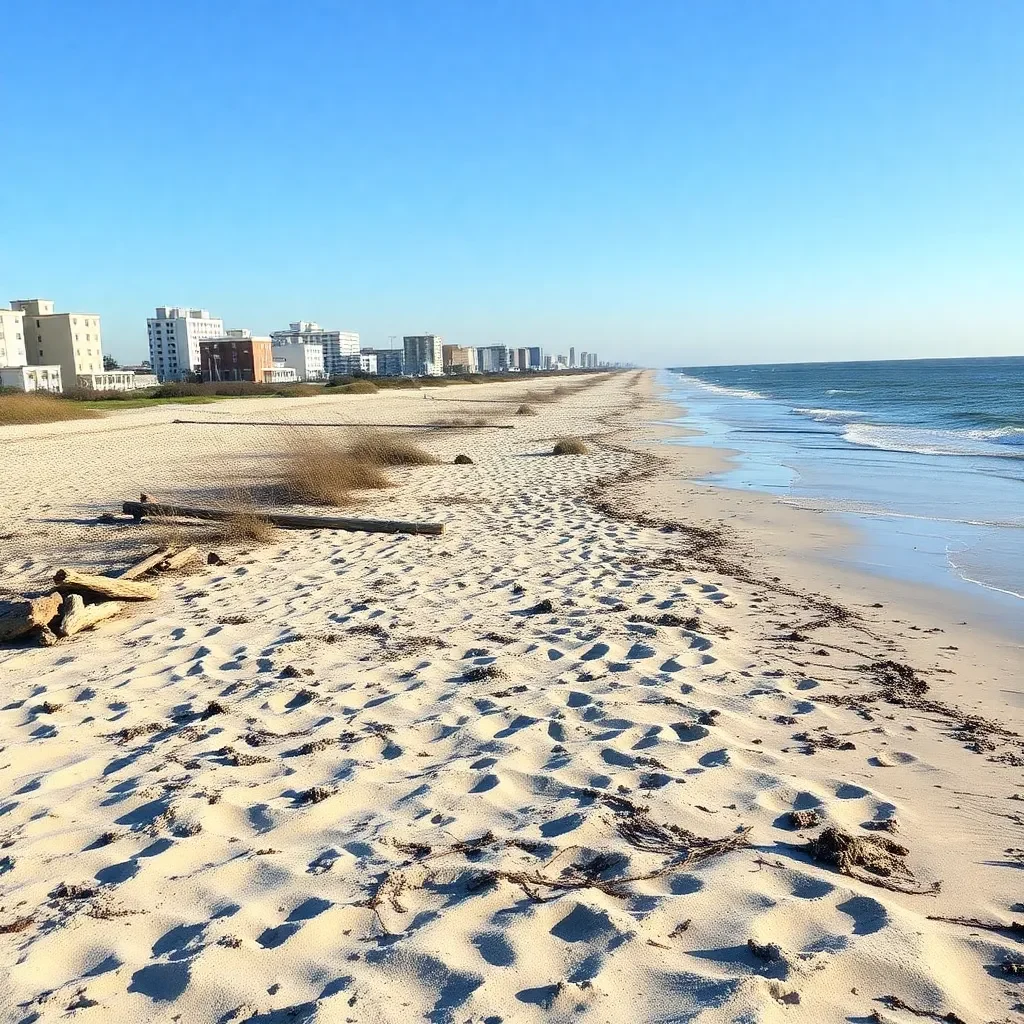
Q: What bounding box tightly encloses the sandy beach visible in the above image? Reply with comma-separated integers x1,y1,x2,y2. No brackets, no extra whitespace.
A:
2,370,1022,1024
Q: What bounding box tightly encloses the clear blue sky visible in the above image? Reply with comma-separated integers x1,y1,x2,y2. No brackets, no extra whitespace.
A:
2,0,1021,366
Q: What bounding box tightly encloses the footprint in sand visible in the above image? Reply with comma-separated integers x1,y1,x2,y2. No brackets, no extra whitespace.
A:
581,642,611,661
670,722,710,743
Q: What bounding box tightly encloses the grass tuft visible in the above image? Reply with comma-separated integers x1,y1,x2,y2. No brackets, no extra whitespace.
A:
430,416,491,428
282,437,391,505
552,436,588,456
345,430,438,467
0,393,100,425
216,512,277,545
515,404,537,416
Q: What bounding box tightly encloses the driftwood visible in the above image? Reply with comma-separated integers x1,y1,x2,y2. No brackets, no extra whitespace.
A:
54,569,158,602
119,547,174,580
159,546,201,572
172,418,513,430
122,501,444,537
59,594,124,637
0,593,63,642
926,914,1024,937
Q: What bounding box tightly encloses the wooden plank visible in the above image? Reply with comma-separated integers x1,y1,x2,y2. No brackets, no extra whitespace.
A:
0,593,63,642
54,569,159,601
59,594,124,637
171,418,513,429
122,500,444,536
158,546,201,572
119,547,174,579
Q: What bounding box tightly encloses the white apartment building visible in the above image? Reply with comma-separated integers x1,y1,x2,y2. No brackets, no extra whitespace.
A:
147,306,225,381
0,307,27,369
271,341,326,381
0,307,63,392
270,321,359,379
403,334,444,376
11,298,104,383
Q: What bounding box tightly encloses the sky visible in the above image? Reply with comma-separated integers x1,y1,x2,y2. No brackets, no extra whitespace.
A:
1,0,1021,367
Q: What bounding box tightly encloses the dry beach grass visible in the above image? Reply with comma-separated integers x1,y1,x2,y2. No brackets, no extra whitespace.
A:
0,392,99,425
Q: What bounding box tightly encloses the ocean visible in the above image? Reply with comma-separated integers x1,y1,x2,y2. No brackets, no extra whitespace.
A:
663,356,1024,628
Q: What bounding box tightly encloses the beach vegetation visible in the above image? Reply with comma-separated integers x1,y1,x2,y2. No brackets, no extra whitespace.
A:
345,430,438,467
282,437,392,505
0,392,100,425
552,436,588,455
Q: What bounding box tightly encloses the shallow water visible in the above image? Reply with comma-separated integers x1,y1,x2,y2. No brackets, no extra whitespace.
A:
661,357,1024,631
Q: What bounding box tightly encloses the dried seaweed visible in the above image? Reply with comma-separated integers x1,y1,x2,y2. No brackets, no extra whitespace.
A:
880,994,966,1023
615,811,752,864
799,827,939,895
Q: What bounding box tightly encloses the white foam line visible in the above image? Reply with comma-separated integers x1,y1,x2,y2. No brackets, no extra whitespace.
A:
944,545,1024,602
776,498,1024,531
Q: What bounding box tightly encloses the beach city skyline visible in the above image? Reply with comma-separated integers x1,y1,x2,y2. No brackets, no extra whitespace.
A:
3,1,1022,367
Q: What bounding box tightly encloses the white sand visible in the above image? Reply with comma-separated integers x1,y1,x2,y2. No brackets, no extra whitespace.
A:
1,373,1022,1023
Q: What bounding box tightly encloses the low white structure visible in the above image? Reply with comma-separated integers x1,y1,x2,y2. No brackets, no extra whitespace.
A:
0,364,63,393
263,364,298,384
130,373,159,389
271,342,325,381
77,371,137,391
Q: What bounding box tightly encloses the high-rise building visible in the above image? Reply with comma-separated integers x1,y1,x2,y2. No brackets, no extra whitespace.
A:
13,298,104,384
476,345,510,373
526,346,542,369
364,348,403,376
442,345,478,374
569,346,576,368
147,306,224,381
270,321,360,378
403,335,444,376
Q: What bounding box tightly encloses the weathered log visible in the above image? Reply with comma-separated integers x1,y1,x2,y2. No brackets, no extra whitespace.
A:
172,419,513,430
59,594,124,637
54,569,159,601
0,593,63,642
36,626,58,647
122,501,444,537
158,546,201,572
119,547,174,580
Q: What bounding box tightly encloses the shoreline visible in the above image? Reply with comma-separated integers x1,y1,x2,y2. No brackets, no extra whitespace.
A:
655,367,1024,631
1,370,1022,1023
640,374,1023,651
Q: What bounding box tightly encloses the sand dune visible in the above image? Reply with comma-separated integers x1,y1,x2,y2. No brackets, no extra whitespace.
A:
1,373,1021,1023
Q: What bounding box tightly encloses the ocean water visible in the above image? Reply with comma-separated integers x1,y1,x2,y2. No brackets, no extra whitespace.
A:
663,357,1024,628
